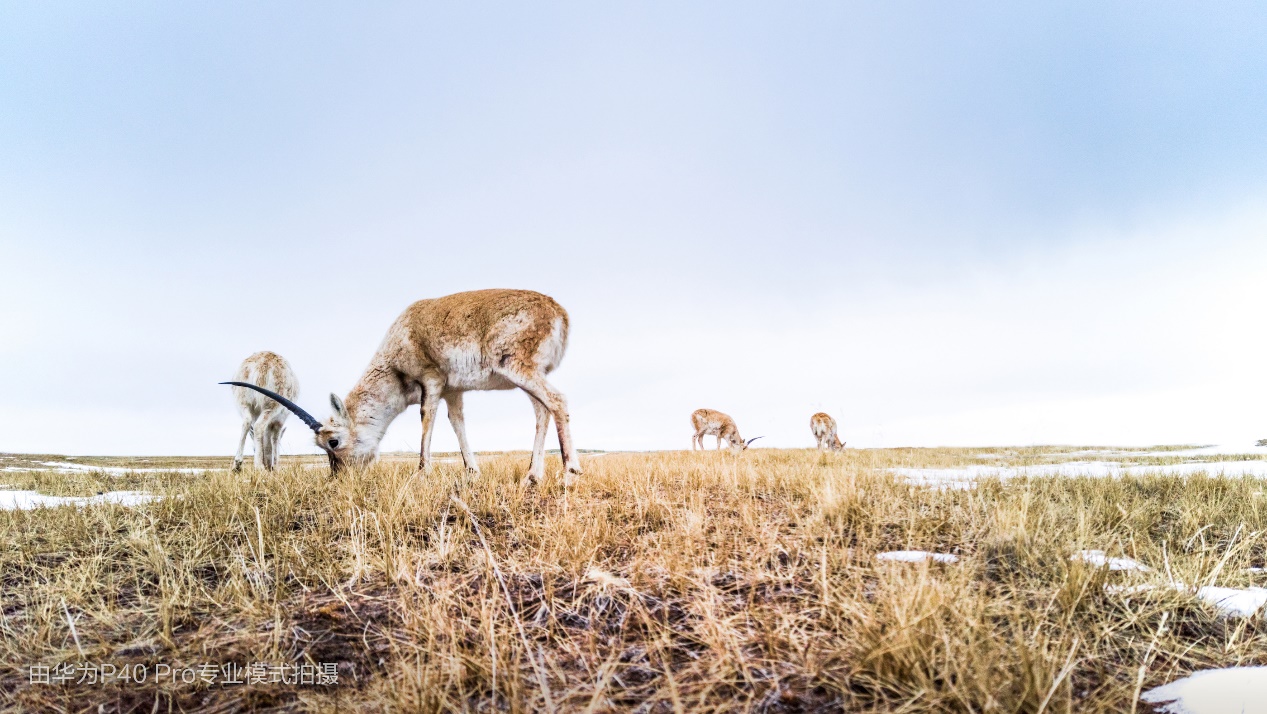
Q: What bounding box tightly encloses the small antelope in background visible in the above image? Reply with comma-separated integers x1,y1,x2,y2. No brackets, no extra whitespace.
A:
230,351,299,471
810,412,845,452
224,289,582,485
691,408,761,452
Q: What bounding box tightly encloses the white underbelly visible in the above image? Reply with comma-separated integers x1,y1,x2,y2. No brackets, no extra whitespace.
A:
447,371,517,391
439,350,516,391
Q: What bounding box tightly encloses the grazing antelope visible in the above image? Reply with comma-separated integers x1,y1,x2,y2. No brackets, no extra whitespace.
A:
691,408,761,452
224,289,581,485
810,412,845,452
229,351,299,472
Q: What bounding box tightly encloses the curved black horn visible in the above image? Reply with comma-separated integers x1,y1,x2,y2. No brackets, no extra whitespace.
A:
220,381,323,433
746,436,764,446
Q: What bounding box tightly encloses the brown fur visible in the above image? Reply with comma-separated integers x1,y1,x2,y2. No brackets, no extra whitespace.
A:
231,351,299,471
317,289,581,484
691,408,747,452
810,412,845,451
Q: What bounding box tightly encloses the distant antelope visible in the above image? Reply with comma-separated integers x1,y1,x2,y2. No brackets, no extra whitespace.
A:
230,351,299,472
810,412,845,452
691,408,761,452
224,289,581,485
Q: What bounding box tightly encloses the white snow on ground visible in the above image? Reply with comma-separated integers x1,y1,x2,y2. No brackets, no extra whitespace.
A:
894,461,1117,490
1070,544,1267,618
33,461,206,474
1195,586,1267,618
1102,582,1267,618
876,551,959,564
1072,549,1151,571
5,457,484,474
1141,667,1267,714
0,490,160,510
896,443,1267,490
1154,445,1267,458
1055,443,1267,459
894,460,1267,489
1121,462,1267,477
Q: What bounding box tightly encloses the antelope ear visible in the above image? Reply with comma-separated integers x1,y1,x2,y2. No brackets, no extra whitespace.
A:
329,393,348,419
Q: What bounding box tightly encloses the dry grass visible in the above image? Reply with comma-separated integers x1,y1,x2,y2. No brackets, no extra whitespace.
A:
2,448,1266,712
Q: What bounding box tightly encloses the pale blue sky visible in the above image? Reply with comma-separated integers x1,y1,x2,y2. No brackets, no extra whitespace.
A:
2,2,1266,455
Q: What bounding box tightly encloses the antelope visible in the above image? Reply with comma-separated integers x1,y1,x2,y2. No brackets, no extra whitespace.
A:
690,408,761,452
810,412,845,452
223,289,582,485
229,351,299,472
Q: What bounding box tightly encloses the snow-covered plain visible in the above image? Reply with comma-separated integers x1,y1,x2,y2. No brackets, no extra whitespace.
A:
2,458,462,474
1054,443,1267,459
38,461,206,474
0,489,160,510
1141,666,1267,714
0,461,207,475
893,448,1267,490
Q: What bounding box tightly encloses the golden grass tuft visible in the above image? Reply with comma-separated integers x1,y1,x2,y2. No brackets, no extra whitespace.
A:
0,448,1265,712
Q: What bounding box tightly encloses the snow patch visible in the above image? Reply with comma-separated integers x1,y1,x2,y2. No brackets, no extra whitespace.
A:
876,550,959,564
34,461,206,474
1072,549,1151,572
1055,444,1267,459
894,460,1267,488
1195,586,1267,618
1141,666,1267,714
0,490,160,511
1101,580,1267,618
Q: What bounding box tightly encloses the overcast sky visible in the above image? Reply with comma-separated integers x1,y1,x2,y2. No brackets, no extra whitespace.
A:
3,2,1266,456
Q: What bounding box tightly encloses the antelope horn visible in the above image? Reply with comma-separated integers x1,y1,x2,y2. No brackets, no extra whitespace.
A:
746,436,764,446
220,381,323,433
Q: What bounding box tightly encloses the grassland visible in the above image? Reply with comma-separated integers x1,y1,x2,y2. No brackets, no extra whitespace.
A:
1,447,1265,712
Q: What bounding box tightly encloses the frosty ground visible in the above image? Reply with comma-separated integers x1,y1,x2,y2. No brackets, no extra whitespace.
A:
1,445,1265,712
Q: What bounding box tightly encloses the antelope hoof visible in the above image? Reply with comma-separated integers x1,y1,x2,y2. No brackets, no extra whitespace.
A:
563,464,582,488
231,461,243,474
522,468,543,487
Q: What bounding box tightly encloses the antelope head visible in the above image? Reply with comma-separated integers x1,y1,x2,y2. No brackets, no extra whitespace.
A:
220,382,367,474
739,436,763,452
